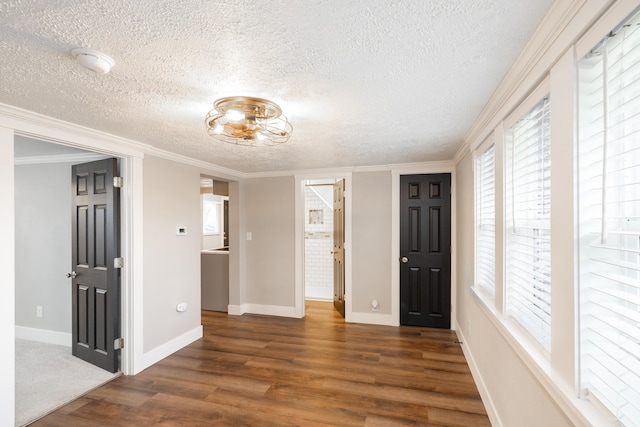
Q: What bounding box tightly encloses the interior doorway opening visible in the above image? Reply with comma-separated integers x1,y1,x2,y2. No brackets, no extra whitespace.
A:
13,136,123,424
199,175,230,314
295,173,351,321
303,179,336,302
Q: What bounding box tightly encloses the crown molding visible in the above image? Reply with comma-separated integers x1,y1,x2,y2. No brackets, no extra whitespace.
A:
453,143,471,165
389,160,455,175
14,152,108,166
146,146,246,180
1,103,460,179
0,103,150,158
456,0,615,165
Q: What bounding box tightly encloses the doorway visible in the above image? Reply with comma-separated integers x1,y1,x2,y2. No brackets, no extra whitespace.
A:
13,137,127,423
295,174,352,320
303,180,335,302
200,176,230,313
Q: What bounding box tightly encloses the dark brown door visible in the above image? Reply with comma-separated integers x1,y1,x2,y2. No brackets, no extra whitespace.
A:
71,158,121,372
333,179,345,317
400,174,451,328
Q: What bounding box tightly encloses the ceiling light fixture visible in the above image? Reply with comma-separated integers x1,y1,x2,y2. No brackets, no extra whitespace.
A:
205,96,292,146
71,48,115,75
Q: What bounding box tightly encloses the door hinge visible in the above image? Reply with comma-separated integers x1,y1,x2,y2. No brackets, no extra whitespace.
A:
114,337,124,350
113,176,124,188
114,257,124,269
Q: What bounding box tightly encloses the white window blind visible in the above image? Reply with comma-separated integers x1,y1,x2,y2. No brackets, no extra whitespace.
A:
505,97,551,352
476,143,496,296
578,10,640,426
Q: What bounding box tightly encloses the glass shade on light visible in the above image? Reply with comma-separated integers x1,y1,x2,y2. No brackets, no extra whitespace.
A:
205,96,292,146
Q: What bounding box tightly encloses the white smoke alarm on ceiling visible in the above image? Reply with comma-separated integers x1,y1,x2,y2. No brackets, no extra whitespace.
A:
71,48,115,75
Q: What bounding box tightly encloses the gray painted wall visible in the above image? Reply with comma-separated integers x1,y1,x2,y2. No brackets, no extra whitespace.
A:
243,176,296,307
14,162,73,334
143,155,202,352
238,172,394,316
352,171,392,314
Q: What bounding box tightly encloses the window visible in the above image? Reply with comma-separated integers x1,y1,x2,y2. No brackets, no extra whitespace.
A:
578,10,640,425
505,96,552,352
202,194,222,234
476,142,496,296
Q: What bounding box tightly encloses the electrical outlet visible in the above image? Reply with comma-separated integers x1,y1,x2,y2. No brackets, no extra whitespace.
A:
36,306,43,318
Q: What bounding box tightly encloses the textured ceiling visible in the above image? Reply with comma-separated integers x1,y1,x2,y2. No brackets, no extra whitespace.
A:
0,0,553,174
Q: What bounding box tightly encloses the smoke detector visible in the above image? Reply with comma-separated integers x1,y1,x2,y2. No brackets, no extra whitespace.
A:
71,48,115,74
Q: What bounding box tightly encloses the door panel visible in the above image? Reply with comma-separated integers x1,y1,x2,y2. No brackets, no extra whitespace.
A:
333,179,345,317
71,158,120,372
400,174,451,328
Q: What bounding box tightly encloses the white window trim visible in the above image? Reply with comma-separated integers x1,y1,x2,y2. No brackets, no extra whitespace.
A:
202,193,223,236
474,135,497,303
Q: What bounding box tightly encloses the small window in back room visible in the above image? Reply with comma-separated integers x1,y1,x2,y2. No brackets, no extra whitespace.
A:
203,194,222,234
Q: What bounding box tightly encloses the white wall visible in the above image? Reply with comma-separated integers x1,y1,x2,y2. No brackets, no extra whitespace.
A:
142,155,202,353
0,127,15,427
14,162,73,336
453,1,639,425
455,153,572,426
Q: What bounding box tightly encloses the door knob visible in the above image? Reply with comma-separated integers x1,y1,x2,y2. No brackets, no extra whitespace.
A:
401,257,408,263
66,271,77,279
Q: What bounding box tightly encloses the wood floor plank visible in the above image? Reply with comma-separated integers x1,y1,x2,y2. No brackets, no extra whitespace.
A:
30,301,489,426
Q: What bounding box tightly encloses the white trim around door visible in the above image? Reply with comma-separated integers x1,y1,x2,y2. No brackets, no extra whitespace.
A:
294,172,352,321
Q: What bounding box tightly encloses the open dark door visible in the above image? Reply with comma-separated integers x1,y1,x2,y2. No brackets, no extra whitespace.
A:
70,158,121,372
333,179,345,317
400,174,451,328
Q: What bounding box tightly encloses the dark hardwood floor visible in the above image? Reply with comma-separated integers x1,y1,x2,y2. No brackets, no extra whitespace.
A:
31,301,489,426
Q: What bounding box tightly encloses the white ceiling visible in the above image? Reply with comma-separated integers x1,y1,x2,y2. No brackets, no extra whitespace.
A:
1,0,553,174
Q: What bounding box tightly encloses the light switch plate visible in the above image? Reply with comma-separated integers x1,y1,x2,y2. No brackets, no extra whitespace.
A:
176,226,187,235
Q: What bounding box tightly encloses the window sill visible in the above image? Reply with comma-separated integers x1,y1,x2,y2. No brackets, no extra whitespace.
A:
468,285,608,427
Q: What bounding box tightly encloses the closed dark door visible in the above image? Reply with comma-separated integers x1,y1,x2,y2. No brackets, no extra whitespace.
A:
71,158,121,372
400,174,451,328
333,179,345,317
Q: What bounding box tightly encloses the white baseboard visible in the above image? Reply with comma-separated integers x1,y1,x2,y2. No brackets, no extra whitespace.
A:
227,304,243,315
15,326,71,347
305,286,332,301
140,325,203,371
349,311,397,326
455,322,502,427
227,303,299,318
243,303,299,318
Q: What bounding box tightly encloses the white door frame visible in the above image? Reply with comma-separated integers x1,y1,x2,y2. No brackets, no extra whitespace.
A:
294,172,352,320
1,104,145,377
391,162,457,328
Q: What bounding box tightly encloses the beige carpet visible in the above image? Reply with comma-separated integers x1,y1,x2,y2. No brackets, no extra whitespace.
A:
15,339,119,426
